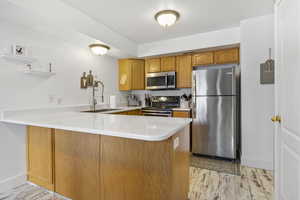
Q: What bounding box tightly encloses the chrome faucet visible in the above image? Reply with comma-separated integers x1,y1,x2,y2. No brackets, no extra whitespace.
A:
92,80,105,111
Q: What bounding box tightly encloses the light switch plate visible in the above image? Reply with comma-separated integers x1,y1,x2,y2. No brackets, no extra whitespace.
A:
260,60,275,84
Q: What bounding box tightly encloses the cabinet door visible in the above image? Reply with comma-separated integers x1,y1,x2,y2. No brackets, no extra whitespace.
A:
161,56,176,72
131,60,145,90
119,60,131,91
145,58,161,73
27,126,54,190
176,55,192,88
54,130,100,200
127,109,142,115
214,48,239,64
192,52,214,66
173,111,190,118
114,111,129,115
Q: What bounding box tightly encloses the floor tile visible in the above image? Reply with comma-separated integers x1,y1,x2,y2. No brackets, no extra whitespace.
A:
1,161,273,200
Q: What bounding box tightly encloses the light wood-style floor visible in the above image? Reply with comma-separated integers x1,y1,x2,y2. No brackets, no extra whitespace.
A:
189,166,274,200
1,166,273,200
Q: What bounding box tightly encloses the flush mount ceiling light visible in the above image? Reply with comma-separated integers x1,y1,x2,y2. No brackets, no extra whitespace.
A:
155,10,180,27
89,44,110,55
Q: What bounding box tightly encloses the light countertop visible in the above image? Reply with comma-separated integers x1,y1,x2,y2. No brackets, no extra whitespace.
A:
0,106,191,141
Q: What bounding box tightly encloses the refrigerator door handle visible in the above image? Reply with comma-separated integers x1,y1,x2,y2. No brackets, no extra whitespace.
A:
192,72,197,97
192,97,196,119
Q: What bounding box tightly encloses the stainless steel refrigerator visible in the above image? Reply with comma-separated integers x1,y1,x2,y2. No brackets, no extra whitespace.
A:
191,64,240,159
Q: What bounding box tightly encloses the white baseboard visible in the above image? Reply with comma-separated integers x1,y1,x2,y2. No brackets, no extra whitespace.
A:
0,173,27,193
241,157,274,170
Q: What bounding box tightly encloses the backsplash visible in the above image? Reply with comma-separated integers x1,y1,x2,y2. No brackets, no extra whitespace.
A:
131,88,192,106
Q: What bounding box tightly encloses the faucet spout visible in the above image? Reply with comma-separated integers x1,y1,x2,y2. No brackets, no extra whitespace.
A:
91,80,105,111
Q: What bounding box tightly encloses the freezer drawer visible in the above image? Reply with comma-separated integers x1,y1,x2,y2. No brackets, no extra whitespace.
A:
192,96,236,159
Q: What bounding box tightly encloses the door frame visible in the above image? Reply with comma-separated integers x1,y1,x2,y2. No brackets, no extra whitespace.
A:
274,0,282,199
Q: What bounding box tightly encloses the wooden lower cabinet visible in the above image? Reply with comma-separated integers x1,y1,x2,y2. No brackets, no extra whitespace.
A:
100,126,190,200
54,130,100,200
173,111,191,118
27,126,54,190
113,111,129,115
127,109,142,115
27,126,190,200
113,109,141,115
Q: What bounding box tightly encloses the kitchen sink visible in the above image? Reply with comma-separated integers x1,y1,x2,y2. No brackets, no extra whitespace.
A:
81,108,120,113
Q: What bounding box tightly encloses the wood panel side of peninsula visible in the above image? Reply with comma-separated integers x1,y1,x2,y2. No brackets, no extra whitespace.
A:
27,126,190,200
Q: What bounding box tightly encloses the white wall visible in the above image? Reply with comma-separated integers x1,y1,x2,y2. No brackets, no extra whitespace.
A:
0,21,127,192
1,0,137,57
240,15,275,170
138,27,240,57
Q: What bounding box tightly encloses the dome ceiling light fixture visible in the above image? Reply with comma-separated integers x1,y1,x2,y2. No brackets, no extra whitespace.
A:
89,44,110,55
154,10,180,27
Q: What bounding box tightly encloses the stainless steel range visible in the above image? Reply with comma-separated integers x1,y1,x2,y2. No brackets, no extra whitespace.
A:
141,96,180,117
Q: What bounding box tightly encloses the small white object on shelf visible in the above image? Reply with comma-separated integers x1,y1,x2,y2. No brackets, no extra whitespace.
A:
24,68,56,77
0,54,37,64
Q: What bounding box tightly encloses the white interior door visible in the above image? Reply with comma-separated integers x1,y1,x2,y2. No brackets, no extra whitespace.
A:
275,0,300,199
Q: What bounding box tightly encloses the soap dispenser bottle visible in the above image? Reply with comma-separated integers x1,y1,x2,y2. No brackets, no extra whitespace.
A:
87,70,94,87
80,72,87,89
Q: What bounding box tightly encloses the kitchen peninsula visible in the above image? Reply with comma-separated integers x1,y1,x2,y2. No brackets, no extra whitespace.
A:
0,107,191,200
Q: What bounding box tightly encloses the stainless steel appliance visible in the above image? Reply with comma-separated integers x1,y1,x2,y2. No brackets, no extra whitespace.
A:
145,72,176,90
127,94,140,106
191,64,240,159
142,96,180,117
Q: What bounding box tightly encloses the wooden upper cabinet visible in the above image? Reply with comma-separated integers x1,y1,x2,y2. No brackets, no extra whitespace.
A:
119,59,131,91
119,59,145,91
161,56,176,72
131,60,145,90
145,58,161,73
192,52,214,66
176,55,192,88
27,126,54,190
214,48,239,64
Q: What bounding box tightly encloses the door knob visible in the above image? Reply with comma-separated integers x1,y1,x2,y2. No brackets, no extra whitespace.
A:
271,115,281,123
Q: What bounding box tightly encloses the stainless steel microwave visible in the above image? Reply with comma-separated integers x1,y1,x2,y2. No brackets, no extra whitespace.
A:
145,72,176,90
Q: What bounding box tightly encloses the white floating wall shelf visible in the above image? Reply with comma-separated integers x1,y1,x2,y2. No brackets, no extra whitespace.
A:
24,68,56,77
0,54,37,64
